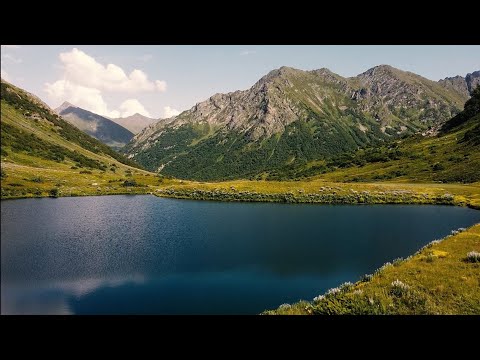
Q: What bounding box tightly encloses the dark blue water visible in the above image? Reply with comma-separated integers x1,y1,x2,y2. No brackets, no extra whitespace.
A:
1,195,479,314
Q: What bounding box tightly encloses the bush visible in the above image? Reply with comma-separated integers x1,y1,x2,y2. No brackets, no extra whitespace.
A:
390,279,410,297
278,303,291,310
465,251,480,263
49,188,59,198
325,287,342,297
30,176,43,183
432,163,445,171
0,169,6,179
79,170,92,174
392,257,404,266
361,274,373,282
123,180,138,187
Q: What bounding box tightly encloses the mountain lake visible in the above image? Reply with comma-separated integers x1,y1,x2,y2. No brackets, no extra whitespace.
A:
2,195,479,314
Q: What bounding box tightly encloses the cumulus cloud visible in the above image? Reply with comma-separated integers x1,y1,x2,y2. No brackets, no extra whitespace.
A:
119,99,151,118
1,69,10,81
55,48,166,93
44,48,166,118
163,106,181,118
45,79,120,118
155,80,167,92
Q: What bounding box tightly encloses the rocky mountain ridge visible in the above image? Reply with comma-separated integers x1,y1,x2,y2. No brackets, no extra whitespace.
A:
122,65,476,180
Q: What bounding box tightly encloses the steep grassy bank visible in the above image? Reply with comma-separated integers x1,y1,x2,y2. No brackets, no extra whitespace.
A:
263,224,480,315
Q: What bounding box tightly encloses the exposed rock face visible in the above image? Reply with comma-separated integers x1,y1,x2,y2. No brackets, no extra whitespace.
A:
439,75,470,98
124,65,472,180
439,70,480,97
466,71,480,94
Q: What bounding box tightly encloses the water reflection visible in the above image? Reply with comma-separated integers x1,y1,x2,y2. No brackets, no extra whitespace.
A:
2,275,145,315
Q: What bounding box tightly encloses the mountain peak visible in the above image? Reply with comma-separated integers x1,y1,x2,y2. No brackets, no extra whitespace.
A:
55,101,77,114
360,64,399,77
257,66,303,84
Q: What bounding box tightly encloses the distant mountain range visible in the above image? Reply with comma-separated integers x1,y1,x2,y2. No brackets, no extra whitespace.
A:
55,102,134,150
124,65,477,181
1,79,141,172
110,113,157,134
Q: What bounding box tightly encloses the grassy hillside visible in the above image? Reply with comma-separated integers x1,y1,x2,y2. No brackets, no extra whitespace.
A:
264,224,480,315
0,79,153,198
269,87,480,182
1,81,140,167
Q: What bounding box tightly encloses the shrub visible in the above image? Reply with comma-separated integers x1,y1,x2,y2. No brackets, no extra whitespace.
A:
361,274,373,282
312,293,387,315
8,182,23,187
123,180,138,187
465,251,480,263
30,176,43,183
278,303,291,310
339,282,354,292
390,279,410,297
375,262,393,275
79,170,92,174
313,295,325,303
425,253,436,263
49,188,59,198
325,287,342,297
0,169,6,179
432,163,444,171
392,257,404,266
426,240,441,248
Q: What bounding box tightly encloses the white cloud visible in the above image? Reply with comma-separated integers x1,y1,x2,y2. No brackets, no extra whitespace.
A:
240,50,256,56
1,68,10,81
119,99,151,118
155,80,167,92
57,48,166,93
1,45,20,49
44,47,166,118
45,79,120,118
163,106,180,118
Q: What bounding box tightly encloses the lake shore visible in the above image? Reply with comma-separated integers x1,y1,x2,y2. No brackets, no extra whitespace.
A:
2,162,480,209
264,223,480,315
2,181,480,210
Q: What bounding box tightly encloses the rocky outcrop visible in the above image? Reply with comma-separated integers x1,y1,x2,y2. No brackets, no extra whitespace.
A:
439,70,480,97
466,71,480,94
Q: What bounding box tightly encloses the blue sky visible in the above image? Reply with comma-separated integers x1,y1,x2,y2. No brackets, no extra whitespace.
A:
1,45,479,119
